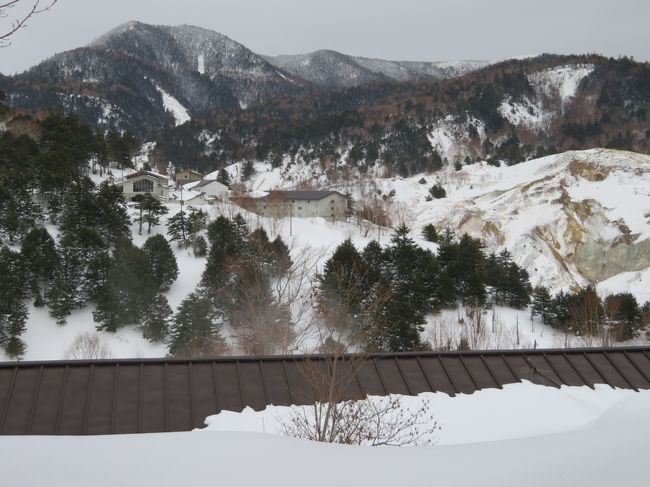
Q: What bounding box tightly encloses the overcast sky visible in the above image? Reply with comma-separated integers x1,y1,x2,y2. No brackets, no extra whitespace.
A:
1,0,649,74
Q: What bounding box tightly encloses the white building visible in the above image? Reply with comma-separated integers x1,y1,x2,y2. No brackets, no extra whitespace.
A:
113,170,171,201
193,179,229,200
256,190,350,220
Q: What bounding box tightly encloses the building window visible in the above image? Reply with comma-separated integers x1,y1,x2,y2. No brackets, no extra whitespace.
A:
298,206,302,210
133,179,154,193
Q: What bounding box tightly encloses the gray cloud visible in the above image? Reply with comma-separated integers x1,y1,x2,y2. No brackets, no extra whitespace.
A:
1,0,649,74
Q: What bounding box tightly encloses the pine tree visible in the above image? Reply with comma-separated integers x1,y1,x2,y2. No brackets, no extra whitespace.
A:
3,301,28,358
48,243,85,325
134,194,168,235
421,223,438,243
168,291,226,356
192,235,208,257
139,293,173,342
216,168,231,189
187,207,208,239
241,160,255,181
142,234,178,291
167,210,189,247
319,239,366,313
95,181,130,241
93,238,159,331
20,227,59,305
530,286,552,324
0,247,29,357
270,235,291,276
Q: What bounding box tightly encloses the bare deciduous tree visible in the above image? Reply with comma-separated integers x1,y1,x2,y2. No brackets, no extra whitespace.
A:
1,0,57,46
64,332,112,360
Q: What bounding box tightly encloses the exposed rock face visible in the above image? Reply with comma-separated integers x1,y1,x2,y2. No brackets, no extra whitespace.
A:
423,149,650,291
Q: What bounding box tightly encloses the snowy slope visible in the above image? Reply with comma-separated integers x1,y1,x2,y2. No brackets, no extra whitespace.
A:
499,63,595,130
225,148,650,296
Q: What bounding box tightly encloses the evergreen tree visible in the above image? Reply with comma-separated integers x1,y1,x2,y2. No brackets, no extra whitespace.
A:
269,235,292,276
216,168,231,189
375,225,435,351
95,181,130,241
0,247,29,357
139,293,173,342
20,227,59,305
48,243,85,325
134,194,168,234
429,184,447,199
167,210,189,247
454,234,486,306
2,301,28,359
319,239,366,314
192,235,208,257
605,293,640,340
187,207,208,240
421,223,438,243
93,238,159,331
241,160,255,181
168,291,226,356
531,286,553,324
142,234,178,291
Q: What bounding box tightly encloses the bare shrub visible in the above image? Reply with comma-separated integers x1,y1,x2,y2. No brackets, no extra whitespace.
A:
64,332,112,360
281,356,439,446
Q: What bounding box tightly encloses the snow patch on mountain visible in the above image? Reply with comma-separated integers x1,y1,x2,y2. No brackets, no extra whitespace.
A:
428,116,486,162
498,96,550,129
154,84,191,126
197,54,205,74
529,64,595,105
500,64,595,129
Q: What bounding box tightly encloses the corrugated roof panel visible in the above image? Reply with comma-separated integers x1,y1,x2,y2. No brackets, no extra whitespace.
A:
438,356,476,394
1,348,650,436
166,364,193,432
86,365,117,435
114,365,142,434
59,366,92,435
190,362,219,428
461,355,501,390
30,366,66,435
374,357,410,395
141,364,166,433
608,351,650,389
258,361,292,407
213,362,244,412
2,367,40,435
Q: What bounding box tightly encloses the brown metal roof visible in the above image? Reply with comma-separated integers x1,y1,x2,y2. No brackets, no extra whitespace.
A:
1,347,649,436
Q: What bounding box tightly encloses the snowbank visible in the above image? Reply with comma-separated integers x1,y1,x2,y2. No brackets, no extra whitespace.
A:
1,383,649,487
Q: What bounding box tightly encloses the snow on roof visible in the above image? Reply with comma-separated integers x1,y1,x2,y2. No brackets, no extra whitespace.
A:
263,190,346,201
194,179,227,189
124,170,170,181
171,189,203,201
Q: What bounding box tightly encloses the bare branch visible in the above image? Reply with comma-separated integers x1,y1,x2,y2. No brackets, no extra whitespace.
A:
0,0,57,46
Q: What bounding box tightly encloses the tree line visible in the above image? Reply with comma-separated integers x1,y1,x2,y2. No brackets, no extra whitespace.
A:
317,226,533,352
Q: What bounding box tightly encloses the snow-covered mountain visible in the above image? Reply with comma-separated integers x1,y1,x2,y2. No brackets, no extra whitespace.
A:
265,50,488,88
2,22,307,136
